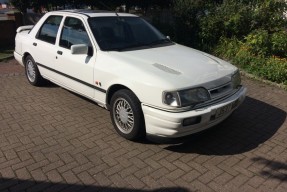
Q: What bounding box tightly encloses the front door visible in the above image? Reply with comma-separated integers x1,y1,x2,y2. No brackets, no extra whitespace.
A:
53,16,95,99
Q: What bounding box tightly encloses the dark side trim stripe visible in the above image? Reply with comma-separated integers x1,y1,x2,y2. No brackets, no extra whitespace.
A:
36,63,106,93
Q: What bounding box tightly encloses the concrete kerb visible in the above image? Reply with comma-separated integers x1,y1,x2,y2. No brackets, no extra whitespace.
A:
240,69,287,91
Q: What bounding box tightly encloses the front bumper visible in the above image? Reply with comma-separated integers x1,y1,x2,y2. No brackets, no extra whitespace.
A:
142,86,247,138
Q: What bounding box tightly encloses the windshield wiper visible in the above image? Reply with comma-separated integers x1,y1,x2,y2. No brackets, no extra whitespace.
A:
116,43,149,51
106,39,173,51
147,38,172,46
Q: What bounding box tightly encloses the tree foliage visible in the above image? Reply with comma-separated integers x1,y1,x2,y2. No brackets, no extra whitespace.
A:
10,0,31,13
171,0,287,51
171,0,287,85
172,0,206,48
199,0,287,51
9,0,172,13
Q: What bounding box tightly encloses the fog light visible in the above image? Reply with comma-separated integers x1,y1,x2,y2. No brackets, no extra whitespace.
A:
182,116,201,126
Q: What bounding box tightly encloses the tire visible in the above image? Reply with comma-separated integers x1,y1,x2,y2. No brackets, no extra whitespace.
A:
110,89,145,141
25,55,44,86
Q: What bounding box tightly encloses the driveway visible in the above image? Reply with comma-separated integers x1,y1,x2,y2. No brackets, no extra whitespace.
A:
0,59,287,192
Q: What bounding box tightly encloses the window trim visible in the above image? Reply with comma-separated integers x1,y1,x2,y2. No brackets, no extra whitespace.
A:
36,15,63,45
59,16,94,56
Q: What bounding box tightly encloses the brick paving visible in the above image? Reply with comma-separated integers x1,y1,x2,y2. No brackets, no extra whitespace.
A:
0,59,286,192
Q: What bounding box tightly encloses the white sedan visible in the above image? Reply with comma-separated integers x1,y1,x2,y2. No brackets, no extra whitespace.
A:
14,10,246,141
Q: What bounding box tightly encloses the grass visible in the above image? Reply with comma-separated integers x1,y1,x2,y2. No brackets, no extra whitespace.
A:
0,48,14,61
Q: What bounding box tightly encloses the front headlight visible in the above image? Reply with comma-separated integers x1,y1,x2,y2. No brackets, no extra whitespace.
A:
163,87,210,107
232,70,241,89
163,92,180,107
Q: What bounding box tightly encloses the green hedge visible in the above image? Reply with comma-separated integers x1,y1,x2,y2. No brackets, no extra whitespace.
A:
215,36,287,86
166,0,287,86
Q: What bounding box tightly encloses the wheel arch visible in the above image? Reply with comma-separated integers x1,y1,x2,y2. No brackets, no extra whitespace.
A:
106,84,135,109
22,52,32,66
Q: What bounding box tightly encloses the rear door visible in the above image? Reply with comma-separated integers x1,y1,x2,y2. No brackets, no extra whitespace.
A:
31,15,63,79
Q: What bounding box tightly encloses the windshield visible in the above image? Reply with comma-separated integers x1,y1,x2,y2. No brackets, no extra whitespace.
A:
88,16,173,51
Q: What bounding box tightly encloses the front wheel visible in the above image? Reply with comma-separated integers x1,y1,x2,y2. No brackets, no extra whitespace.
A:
110,90,145,141
25,55,44,86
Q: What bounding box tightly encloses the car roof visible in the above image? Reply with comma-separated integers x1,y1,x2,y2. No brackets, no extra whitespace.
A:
50,9,137,18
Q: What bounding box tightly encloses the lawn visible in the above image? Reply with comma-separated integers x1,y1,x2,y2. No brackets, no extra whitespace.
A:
0,48,14,61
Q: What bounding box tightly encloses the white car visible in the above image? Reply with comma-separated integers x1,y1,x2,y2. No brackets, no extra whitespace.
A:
14,10,247,141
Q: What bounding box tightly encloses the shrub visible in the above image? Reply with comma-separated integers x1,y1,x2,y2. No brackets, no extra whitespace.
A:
232,47,265,72
261,57,287,85
198,0,287,52
169,0,287,86
214,37,241,59
271,31,287,57
199,0,253,51
216,37,287,86
250,0,287,32
244,29,287,58
244,29,270,57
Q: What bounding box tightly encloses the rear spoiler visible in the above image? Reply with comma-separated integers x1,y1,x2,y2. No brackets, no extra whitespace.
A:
16,25,34,33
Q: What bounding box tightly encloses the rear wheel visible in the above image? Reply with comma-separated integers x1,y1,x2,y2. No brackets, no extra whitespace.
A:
25,55,44,86
110,89,145,141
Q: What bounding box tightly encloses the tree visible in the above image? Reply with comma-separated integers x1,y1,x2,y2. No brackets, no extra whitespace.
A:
198,0,287,51
10,0,31,13
10,0,173,13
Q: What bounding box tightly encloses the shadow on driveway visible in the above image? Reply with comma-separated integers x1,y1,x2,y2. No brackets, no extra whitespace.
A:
0,178,189,192
251,157,287,182
164,96,286,155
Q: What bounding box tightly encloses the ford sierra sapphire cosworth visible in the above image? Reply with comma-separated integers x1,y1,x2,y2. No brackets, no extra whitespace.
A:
14,10,247,141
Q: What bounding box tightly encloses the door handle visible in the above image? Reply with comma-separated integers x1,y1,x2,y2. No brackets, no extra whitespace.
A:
57,51,63,55
33,42,37,46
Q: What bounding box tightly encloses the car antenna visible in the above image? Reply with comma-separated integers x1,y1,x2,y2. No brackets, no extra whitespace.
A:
98,1,119,17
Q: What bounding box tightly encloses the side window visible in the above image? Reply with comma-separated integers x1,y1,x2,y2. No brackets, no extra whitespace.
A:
60,17,92,51
37,16,63,44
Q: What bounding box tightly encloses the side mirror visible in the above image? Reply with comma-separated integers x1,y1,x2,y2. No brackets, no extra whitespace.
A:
71,44,88,55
